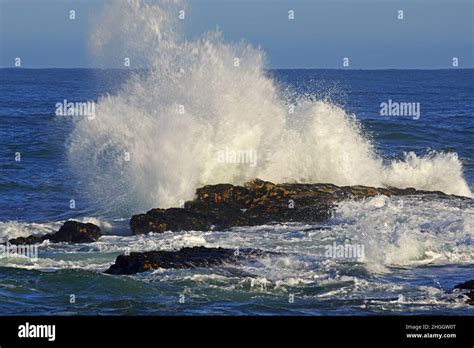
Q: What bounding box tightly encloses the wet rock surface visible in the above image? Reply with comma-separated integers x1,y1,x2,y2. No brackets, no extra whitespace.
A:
104,246,265,275
454,280,474,305
130,178,455,234
8,221,101,245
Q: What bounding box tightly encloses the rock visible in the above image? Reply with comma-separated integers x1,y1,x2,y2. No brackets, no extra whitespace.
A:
454,280,474,290
7,235,46,245
104,246,265,275
130,178,458,234
48,221,101,243
130,208,212,235
8,221,101,245
454,280,474,305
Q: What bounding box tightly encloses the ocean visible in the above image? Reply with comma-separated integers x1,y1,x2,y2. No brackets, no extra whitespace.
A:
0,67,472,315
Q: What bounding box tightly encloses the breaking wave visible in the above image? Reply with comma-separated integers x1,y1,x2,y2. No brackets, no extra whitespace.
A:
67,0,472,215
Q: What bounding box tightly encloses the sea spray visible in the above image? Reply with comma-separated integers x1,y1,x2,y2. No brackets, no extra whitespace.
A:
68,0,472,216
332,195,474,272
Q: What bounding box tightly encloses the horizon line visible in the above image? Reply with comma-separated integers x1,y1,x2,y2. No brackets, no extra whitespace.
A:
1,67,473,71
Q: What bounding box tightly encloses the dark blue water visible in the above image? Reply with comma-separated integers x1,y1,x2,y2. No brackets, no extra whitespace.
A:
0,69,132,222
0,69,473,315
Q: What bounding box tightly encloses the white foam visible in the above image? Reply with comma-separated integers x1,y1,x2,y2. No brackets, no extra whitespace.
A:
67,0,472,216
333,196,474,272
0,221,61,240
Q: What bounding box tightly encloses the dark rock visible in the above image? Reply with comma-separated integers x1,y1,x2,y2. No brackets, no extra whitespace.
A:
104,246,264,275
454,280,474,290
7,235,47,245
130,178,460,234
48,221,101,243
454,280,474,305
130,208,212,235
8,221,101,245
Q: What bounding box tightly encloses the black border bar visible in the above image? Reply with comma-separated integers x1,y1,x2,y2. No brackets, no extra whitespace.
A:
0,316,472,346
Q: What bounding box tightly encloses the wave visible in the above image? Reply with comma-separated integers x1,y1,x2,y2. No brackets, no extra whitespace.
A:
333,195,474,272
67,0,472,215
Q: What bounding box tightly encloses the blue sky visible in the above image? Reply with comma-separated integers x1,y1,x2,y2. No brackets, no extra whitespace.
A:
0,0,472,69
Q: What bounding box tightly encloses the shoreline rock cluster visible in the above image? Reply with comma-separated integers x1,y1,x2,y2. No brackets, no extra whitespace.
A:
5,179,472,304
130,179,450,234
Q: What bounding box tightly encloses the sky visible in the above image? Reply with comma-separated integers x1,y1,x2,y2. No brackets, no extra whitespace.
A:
0,0,473,69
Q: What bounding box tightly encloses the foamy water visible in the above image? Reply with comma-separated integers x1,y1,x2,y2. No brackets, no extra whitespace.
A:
0,194,472,314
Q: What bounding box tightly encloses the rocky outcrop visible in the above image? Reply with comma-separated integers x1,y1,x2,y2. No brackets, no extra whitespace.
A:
130,208,213,235
7,235,44,245
130,178,455,234
8,221,101,245
454,280,474,305
104,246,265,275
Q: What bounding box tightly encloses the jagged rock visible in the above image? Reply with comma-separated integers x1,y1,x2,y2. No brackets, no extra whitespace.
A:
49,221,101,243
7,235,46,245
454,280,474,305
130,208,212,235
104,246,264,275
455,280,474,289
8,221,101,245
130,178,458,234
